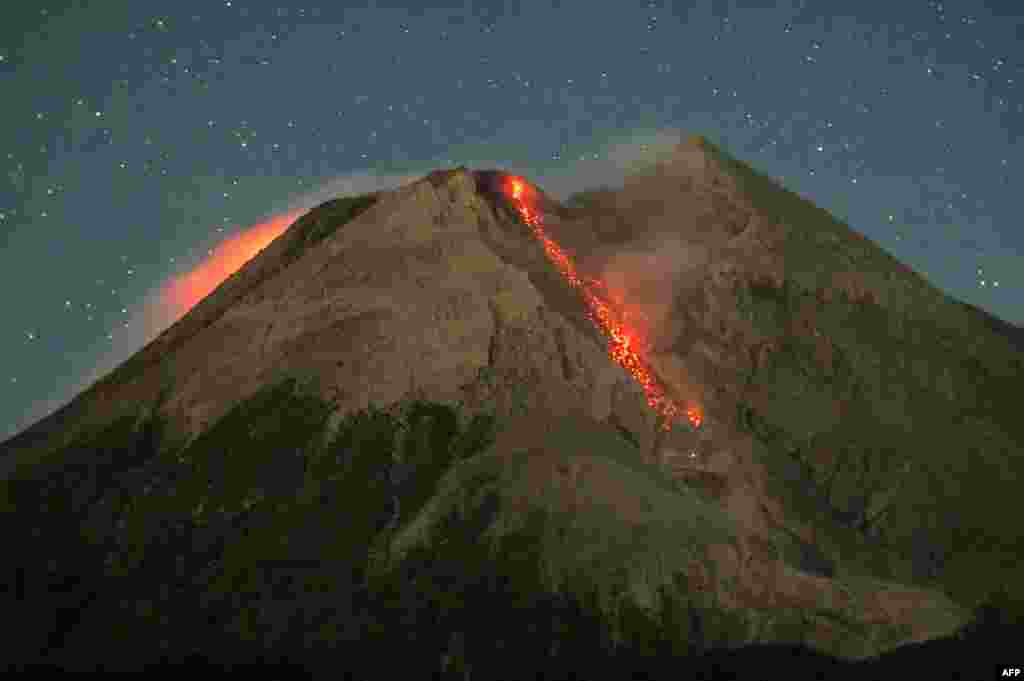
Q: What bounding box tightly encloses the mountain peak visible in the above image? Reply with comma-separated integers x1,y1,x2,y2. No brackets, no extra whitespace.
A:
2,138,1021,671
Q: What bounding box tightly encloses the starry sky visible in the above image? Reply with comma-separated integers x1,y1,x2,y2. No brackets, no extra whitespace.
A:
2,0,1022,442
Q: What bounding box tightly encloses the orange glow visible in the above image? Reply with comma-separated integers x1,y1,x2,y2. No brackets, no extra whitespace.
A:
502,176,702,432
163,210,302,319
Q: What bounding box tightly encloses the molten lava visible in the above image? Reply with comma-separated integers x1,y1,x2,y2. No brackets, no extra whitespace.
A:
502,176,702,432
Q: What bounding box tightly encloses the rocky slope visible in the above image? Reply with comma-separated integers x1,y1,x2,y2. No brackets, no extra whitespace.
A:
1,135,1021,675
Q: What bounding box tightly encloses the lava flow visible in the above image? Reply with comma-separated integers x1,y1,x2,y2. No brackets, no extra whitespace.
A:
501,175,702,432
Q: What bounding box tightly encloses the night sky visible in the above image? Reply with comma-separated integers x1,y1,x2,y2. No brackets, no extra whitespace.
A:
2,0,1022,441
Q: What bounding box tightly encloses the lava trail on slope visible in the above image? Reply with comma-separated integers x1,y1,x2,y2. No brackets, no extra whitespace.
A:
489,172,702,432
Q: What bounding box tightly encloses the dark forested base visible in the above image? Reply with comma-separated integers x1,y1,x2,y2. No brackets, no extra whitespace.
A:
9,624,1023,680
5,508,1019,680
2,384,1020,680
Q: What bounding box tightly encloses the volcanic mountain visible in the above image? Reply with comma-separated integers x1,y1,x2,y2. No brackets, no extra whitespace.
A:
2,134,1021,677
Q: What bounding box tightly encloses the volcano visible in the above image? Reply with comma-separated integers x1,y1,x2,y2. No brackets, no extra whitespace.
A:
1,134,1021,677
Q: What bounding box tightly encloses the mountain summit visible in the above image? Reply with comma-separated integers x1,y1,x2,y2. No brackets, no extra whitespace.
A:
3,134,1021,676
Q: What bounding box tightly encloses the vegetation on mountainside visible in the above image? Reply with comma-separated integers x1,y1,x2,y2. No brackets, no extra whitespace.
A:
0,374,748,674
1,376,492,668
726,203,1024,626
0,371,1018,674
693,135,994,336
559,135,1022,630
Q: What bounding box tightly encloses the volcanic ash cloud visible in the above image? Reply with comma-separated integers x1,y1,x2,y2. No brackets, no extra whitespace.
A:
596,233,710,351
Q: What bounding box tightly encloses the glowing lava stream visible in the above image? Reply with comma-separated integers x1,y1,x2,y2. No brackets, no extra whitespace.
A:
502,175,702,432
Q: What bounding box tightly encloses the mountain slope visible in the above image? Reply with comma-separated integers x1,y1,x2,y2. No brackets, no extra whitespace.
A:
1,136,1021,675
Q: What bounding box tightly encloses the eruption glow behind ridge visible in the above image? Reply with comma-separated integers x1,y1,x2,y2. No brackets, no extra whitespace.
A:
162,210,302,321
